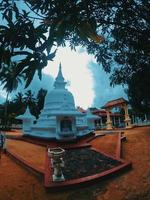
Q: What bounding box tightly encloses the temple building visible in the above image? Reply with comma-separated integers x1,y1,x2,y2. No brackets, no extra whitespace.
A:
102,98,132,129
17,65,97,140
84,98,132,130
78,98,132,130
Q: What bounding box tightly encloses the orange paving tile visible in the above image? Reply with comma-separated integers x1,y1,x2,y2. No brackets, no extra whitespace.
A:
0,155,68,200
90,133,119,157
6,139,46,170
0,126,149,200
96,126,150,200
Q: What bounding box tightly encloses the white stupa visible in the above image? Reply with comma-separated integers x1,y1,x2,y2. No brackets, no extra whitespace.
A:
17,64,97,140
16,106,36,133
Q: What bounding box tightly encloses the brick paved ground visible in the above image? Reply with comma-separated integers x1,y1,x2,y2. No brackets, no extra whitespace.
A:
0,126,149,200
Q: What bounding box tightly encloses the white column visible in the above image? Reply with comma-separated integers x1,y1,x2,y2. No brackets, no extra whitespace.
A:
100,118,102,128
144,114,148,125
113,116,116,127
124,104,132,128
118,117,121,126
106,109,113,130
95,120,99,128
132,115,134,124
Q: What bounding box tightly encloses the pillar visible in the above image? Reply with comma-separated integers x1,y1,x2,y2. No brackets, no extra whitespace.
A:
106,109,113,130
113,116,116,127
119,117,122,127
95,120,99,128
123,104,132,128
144,114,147,121
100,118,102,128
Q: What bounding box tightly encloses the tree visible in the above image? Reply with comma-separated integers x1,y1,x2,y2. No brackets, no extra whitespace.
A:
24,90,39,117
13,92,26,114
0,0,105,86
24,90,36,109
23,89,47,118
127,66,150,115
36,88,47,117
0,62,24,128
0,88,47,127
13,92,25,105
0,0,150,113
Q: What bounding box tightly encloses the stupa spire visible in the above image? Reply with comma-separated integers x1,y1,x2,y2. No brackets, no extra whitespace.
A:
54,63,67,89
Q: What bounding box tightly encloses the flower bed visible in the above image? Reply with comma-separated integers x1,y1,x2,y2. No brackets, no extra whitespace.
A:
61,148,121,180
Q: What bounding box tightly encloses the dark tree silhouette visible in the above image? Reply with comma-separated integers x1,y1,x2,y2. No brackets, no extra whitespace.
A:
36,88,47,116
0,0,150,113
0,62,24,127
13,92,26,115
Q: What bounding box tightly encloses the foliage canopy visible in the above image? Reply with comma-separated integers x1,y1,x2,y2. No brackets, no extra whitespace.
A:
0,0,150,113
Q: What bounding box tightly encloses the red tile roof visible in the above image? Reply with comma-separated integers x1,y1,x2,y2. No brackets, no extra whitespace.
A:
93,109,122,117
102,98,128,109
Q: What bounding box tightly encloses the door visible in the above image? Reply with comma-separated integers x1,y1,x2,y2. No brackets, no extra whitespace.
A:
60,119,72,132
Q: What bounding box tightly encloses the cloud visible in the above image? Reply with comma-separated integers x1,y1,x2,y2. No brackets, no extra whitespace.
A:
43,47,95,109
44,46,127,109
88,61,127,108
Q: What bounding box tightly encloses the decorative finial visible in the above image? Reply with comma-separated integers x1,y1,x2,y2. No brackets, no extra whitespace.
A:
57,62,64,81
54,63,67,89
59,62,62,70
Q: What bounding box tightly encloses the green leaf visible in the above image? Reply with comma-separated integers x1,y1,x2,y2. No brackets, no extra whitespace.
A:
47,50,56,61
37,68,42,80
13,2,19,19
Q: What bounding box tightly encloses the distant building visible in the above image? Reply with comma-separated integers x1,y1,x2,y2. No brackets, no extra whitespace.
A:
102,98,132,129
93,109,124,129
77,98,132,129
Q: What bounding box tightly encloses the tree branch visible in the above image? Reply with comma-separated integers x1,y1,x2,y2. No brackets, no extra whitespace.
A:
24,0,46,20
12,51,32,56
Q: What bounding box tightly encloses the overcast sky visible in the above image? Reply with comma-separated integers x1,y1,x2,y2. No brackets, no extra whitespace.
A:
44,46,127,109
0,45,127,109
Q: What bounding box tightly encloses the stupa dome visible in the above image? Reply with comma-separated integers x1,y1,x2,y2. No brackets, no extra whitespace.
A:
44,89,75,110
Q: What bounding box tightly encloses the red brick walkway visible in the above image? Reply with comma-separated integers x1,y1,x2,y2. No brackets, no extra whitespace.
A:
0,127,149,200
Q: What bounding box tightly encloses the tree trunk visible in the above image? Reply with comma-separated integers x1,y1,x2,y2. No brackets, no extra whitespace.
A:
4,92,9,129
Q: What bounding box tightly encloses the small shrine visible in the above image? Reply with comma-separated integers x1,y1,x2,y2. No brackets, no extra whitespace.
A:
16,106,36,133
